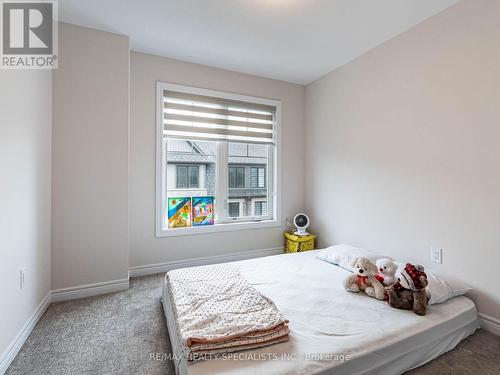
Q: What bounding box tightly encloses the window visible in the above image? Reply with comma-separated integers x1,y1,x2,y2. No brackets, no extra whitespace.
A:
254,201,267,216
229,167,245,188
250,167,265,188
156,82,281,236
226,143,270,221
176,165,199,188
166,140,212,195
228,202,240,218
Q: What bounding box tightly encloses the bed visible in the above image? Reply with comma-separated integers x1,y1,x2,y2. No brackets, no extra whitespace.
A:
162,250,479,375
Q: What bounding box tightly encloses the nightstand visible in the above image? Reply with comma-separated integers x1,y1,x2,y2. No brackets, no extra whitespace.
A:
283,231,316,253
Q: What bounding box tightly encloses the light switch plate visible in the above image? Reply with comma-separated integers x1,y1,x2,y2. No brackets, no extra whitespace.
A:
431,247,442,264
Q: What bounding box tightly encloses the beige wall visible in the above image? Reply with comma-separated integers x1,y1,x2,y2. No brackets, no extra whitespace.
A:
130,52,305,267
305,0,500,320
0,70,51,363
51,23,130,289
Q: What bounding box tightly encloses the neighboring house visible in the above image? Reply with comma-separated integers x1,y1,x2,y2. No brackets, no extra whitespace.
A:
166,139,216,198
166,140,268,218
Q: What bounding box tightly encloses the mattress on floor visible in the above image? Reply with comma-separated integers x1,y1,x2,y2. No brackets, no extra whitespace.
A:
162,250,479,375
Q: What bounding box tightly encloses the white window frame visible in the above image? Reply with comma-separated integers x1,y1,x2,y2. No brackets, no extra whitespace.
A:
155,82,282,237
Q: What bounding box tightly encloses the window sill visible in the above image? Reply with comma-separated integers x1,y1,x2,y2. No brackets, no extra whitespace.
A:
156,219,281,237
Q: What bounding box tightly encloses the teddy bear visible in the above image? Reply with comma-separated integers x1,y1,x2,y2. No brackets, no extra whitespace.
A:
343,257,386,300
386,263,429,316
375,258,398,286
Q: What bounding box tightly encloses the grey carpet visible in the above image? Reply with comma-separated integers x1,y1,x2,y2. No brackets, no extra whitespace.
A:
6,274,175,375
6,274,500,375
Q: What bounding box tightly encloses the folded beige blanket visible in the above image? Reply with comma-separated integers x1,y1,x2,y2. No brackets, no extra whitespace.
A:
166,263,289,361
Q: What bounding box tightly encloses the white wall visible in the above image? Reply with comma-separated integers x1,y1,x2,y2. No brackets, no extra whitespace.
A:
51,23,130,289
305,0,500,320
0,70,51,364
130,52,305,267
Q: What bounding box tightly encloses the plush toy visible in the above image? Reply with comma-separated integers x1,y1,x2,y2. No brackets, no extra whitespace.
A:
386,263,428,316
375,258,397,286
343,257,386,300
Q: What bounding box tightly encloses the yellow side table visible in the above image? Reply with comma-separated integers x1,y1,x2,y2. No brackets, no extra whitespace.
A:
283,231,317,253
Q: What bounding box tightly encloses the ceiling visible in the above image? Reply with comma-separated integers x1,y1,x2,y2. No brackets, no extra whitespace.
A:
59,0,459,85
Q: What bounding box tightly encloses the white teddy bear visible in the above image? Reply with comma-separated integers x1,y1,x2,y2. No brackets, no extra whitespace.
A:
375,258,398,286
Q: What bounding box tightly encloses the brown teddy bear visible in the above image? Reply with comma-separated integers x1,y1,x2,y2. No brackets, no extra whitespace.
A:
343,257,386,300
386,263,428,316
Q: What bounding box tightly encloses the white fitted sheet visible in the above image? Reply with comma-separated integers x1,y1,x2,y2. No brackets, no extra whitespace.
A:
162,250,479,375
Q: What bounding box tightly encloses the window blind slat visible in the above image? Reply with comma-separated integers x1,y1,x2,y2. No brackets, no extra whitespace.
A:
164,90,275,114
164,102,273,121
164,124,273,140
164,113,273,131
163,90,276,144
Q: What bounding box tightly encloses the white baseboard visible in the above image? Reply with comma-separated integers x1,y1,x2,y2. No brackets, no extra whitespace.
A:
0,292,51,375
50,278,130,303
478,313,500,336
129,247,283,277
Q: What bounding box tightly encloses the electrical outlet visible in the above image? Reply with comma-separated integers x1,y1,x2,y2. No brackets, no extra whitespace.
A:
20,268,26,289
285,217,293,227
431,247,442,264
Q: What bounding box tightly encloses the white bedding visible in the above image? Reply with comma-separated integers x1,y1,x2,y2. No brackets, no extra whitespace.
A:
166,263,289,361
162,250,479,375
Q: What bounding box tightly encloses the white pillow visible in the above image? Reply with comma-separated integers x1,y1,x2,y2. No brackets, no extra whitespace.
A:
316,244,387,272
394,261,472,305
427,272,472,305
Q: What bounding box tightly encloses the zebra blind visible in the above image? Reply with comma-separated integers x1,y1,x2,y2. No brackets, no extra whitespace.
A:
163,90,275,144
